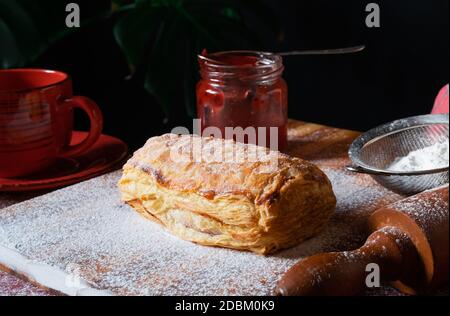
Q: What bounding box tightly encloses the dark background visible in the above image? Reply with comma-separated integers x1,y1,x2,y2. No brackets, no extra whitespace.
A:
30,0,450,149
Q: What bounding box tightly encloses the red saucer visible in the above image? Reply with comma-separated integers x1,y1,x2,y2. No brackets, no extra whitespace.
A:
0,132,128,192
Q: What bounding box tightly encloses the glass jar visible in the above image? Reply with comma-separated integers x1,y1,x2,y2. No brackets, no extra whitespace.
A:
197,51,288,151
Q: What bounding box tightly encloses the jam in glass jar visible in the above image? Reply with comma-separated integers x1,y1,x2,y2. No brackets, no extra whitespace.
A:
197,51,288,151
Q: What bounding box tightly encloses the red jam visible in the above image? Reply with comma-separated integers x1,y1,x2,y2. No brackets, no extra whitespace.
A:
197,50,288,151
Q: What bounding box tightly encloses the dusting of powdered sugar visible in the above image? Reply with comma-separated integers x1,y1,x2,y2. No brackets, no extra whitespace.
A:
0,166,402,296
389,184,449,234
388,141,449,172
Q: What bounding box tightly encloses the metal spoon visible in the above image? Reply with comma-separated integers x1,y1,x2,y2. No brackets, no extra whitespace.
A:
198,45,366,65
278,45,365,56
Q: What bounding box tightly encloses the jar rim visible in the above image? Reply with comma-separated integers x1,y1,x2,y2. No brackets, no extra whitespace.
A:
199,50,282,69
198,50,284,82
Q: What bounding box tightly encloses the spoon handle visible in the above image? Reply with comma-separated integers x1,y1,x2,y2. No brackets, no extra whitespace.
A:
279,45,365,56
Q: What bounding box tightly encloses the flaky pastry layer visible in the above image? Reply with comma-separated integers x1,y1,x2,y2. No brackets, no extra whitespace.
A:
118,134,336,254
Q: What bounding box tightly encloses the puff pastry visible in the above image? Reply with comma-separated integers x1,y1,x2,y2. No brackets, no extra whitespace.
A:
118,134,336,255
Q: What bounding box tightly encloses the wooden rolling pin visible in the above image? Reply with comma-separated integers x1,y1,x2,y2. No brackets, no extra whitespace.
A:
276,185,449,296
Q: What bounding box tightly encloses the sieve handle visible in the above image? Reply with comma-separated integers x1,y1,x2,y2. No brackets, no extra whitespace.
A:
346,165,385,175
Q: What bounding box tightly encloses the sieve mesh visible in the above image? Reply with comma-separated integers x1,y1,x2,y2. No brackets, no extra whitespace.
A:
360,124,449,171
349,114,449,195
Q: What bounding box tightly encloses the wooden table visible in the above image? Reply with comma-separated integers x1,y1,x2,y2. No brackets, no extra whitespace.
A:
0,121,447,296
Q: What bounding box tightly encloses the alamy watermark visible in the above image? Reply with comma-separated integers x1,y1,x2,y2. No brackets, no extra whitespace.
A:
366,3,381,28
65,3,80,28
365,263,381,288
65,263,82,289
167,119,280,172
65,3,380,30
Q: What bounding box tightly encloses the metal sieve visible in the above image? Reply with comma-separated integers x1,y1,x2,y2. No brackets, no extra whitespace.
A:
348,114,449,195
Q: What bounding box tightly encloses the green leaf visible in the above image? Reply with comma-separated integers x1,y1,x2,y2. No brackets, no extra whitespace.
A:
143,18,170,116
114,0,273,117
186,0,281,38
0,0,113,68
231,0,282,36
164,14,197,117
13,0,63,42
1,0,278,117
0,0,43,67
138,0,183,8
0,18,21,68
221,6,240,21
112,0,135,10
182,34,199,118
114,8,166,71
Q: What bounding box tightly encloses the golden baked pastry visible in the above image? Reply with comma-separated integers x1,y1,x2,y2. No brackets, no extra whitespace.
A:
118,134,336,255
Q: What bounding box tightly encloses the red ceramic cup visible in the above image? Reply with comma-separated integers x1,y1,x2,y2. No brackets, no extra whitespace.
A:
0,69,103,178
